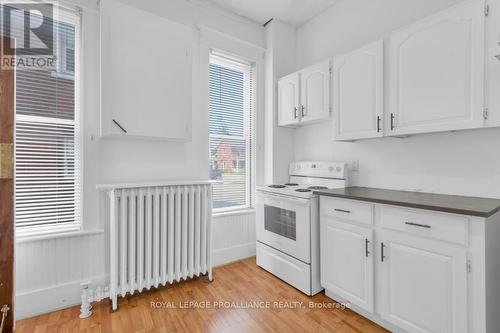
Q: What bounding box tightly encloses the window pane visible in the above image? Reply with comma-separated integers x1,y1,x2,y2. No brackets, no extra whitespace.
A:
14,7,81,228
15,120,77,226
210,136,246,209
14,14,76,120
209,57,251,211
209,64,244,137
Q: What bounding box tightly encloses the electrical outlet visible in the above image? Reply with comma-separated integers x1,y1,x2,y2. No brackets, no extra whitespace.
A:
351,160,360,172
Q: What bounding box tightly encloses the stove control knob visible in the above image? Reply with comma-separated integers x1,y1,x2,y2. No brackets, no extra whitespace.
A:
328,166,334,172
336,166,342,172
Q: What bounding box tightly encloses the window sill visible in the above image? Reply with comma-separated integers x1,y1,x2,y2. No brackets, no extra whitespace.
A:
16,226,104,243
213,208,255,218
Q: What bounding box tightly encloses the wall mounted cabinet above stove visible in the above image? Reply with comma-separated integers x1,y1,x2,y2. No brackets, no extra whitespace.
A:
278,60,331,127
100,0,193,141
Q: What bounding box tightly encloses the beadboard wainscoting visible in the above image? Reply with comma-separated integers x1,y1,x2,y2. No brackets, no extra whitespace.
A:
15,231,106,320
212,210,256,266
14,211,255,319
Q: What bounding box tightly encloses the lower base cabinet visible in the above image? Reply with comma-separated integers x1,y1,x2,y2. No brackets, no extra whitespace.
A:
319,196,500,333
378,231,467,333
320,218,374,312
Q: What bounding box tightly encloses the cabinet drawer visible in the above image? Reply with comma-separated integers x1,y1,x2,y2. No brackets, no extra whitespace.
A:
320,197,373,225
379,206,469,245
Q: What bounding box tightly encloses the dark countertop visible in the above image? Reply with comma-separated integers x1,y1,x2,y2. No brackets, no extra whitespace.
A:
313,187,500,218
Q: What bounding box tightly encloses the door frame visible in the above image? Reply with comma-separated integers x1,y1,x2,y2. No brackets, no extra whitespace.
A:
0,35,15,333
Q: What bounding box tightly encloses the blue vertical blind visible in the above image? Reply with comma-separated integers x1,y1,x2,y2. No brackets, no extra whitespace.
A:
12,5,82,229
209,53,254,210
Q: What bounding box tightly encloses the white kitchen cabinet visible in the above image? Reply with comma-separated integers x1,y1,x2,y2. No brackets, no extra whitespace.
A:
333,40,384,141
484,0,500,127
320,217,374,312
278,72,300,127
277,60,331,127
101,0,192,140
388,0,485,136
378,230,467,333
319,194,500,333
300,60,331,124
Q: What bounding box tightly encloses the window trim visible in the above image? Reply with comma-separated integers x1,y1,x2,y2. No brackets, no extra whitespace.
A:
209,50,256,213
14,3,83,236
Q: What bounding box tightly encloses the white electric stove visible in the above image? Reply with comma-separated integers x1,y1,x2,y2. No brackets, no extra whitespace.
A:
256,161,347,296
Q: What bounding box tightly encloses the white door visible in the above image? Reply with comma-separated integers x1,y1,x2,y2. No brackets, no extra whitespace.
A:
378,231,467,333
388,0,485,136
300,60,331,124
320,217,374,312
333,40,384,141
278,72,300,127
256,192,311,263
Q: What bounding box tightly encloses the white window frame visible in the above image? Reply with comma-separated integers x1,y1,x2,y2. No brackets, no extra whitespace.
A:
52,6,81,80
209,51,256,214
15,3,83,238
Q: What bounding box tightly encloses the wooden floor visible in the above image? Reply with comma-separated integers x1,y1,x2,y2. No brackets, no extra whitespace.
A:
16,258,388,333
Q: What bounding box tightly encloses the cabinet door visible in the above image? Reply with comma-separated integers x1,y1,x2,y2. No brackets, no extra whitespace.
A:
388,0,485,136
101,0,192,140
278,72,300,127
378,231,467,333
333,40,384,141
320,217,374,312
300,60,331,124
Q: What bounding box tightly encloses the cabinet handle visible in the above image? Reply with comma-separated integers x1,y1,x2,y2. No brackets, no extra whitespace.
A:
377,116,381,132
334,208,351,213
405,222,431,229
390,113,395,131
381,242,386,262
112,119,127,133
294,107,298,119
365,238,370,257
301,105,306,117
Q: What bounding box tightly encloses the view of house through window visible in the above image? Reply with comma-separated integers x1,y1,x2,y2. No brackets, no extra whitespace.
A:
209,52,254,211
12,6,82,230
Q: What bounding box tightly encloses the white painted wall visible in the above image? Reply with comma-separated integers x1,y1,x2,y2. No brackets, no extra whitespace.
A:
15,0,263,319
292,0,500,199
264,20,297,184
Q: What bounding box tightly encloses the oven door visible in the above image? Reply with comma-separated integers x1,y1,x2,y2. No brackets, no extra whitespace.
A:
256,192,311,263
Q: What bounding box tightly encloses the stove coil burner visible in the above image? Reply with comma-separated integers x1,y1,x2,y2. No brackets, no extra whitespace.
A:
308,186,328,190
284,183,299,186
268,185,286,188
295,189,312,192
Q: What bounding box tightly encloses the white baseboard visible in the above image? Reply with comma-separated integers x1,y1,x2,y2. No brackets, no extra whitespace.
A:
15,274,107,320
213,242,256,267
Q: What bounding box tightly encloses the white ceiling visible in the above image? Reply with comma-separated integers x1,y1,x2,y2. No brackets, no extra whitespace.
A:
206,0,339,27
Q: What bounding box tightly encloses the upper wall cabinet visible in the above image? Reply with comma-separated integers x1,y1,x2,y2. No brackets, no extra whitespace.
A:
100,0,193,140
278,60,331,127
333,40,384,141
278,72,300,127
387,0,485,136
300,61,331,123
